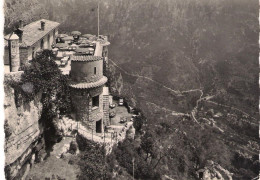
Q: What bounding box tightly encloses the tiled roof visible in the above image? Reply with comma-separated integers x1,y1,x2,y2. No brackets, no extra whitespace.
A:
70,76,107,89
71,55,103,62
5,19,60,48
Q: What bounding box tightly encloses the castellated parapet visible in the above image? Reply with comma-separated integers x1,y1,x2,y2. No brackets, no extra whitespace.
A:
70,55,107,133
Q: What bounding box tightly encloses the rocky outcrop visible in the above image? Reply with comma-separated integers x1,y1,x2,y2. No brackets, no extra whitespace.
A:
4,72,45,179
197,160,233,180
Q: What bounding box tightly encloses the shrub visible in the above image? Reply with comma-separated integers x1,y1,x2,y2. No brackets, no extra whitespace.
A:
133,114,145,132
68,141,78,154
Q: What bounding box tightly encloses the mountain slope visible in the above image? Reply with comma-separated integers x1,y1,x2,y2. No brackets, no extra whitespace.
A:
4,0,259,179
4,0,49,33
38,0,258,116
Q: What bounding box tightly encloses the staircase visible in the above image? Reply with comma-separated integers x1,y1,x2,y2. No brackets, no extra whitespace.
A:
103,95,110,126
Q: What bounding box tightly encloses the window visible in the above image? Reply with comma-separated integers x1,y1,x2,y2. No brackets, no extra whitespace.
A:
96,119,102,133
94,67,97,74
40,39,44,49
81,91,84,96
92,95,99,108
48,34,50,49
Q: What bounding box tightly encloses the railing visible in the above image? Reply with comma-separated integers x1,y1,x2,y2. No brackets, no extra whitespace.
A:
77,124,118,144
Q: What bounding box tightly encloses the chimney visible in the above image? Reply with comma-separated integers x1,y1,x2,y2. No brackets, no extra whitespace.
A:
41,21,45,30
19,31,23,43
19,20,23,28
14,28,23,43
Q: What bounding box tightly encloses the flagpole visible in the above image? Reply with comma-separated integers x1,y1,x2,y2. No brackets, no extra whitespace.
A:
133,158,135,180
98,1,100,37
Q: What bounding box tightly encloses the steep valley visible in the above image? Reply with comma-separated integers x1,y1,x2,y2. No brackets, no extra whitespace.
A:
3,0,259,179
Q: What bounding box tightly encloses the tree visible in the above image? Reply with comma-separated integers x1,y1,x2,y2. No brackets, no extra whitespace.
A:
140,130,157,161
114,138,162,179
133,112,145,132
76,135,112,180
21,50,71,117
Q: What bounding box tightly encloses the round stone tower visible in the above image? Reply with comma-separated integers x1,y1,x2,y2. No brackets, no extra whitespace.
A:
70,55,107,133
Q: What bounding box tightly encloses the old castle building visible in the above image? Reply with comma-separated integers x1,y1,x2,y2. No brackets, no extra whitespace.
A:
70,38,110,133
4,19,60,70
4,18,110,133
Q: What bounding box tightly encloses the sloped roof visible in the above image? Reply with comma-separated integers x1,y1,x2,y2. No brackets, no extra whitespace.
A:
70,76,107,89
71,55,103,62
5,19,60,48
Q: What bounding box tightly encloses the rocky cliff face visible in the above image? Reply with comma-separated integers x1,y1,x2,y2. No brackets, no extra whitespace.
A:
4,72,45,179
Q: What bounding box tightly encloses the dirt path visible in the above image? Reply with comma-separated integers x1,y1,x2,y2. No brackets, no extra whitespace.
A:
108,58,201,95
145,101,189,116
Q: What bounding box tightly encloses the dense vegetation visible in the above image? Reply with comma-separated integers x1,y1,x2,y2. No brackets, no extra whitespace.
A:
21,50,71,114
75,135,112,180
5,50,72,150
111,118,231,179
4,0,48,33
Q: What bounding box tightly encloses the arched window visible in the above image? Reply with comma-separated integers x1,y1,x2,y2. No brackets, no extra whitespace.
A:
94,67,97,74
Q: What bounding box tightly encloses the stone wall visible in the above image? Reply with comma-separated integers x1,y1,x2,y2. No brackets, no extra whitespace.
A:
70,86,104,132
71,60,103,83
19,48,28,66
4,72,44,179
70,88,90,123
4,47,9,65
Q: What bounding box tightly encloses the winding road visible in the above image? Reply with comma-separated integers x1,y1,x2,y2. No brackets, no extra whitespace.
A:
108,58,256,126
108,59,201,95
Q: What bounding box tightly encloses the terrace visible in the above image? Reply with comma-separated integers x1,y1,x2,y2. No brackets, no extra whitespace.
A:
52,32,109,75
